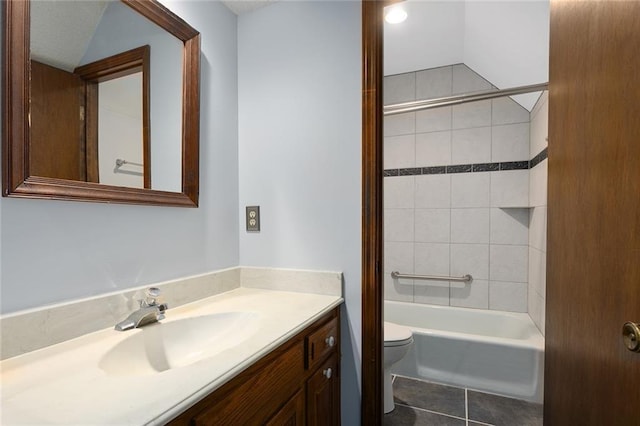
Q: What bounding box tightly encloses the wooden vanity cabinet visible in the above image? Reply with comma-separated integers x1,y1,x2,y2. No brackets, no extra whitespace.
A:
167,307,340,426
265,389,305,426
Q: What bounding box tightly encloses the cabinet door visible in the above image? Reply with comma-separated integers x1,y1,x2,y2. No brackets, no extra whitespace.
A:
191,343,305,426
306,354,340,426
265,389,305,426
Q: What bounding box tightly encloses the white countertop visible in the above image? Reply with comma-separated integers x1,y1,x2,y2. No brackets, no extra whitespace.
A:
0,288,343,425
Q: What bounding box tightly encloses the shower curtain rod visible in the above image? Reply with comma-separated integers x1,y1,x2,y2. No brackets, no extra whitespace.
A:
383,82,548,116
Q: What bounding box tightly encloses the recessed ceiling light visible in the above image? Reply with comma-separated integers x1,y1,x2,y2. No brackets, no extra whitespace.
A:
385,6,407,24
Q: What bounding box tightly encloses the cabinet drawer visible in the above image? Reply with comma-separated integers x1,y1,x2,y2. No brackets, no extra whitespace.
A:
306,316,338,371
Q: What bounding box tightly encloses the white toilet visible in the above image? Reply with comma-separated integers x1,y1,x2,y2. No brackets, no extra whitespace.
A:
383,321,414,413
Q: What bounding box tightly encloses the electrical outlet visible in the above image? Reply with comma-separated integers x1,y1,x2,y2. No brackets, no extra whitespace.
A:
246,206,260,232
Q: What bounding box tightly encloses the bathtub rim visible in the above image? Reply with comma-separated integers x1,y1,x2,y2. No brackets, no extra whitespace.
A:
384,300,545,350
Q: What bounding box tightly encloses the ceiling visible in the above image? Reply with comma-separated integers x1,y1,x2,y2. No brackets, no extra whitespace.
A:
31,0,111,71
384,0,550,110
221,0,277,15
222,0,550,110
29,0,273,71
30,0,547,110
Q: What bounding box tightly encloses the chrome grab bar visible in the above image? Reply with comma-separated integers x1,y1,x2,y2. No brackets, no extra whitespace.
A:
390,271,473,283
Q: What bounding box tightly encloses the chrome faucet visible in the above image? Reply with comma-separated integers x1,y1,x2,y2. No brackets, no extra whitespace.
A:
114,287,168,331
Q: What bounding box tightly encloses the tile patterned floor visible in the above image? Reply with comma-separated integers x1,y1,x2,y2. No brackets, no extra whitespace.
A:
384,376,543,426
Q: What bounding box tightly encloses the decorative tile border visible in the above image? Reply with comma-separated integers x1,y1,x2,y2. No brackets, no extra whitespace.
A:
501,161,530,171
529,147,548,169
384,148,548,177
472,163,499,172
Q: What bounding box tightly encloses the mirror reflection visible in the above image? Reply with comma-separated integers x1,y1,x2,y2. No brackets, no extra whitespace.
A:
99,70,146,188
29,0,183,192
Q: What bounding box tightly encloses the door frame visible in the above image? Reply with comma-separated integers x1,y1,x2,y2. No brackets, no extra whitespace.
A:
361,1,384,424
74,45,151,188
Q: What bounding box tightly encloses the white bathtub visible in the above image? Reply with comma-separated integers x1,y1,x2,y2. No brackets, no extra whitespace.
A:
385,300,544,403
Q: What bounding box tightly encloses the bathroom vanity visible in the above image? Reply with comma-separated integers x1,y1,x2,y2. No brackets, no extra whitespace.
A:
168,307,340,425
0,282,343,425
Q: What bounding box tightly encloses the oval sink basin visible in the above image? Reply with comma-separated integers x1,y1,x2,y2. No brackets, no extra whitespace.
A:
99,311,260,377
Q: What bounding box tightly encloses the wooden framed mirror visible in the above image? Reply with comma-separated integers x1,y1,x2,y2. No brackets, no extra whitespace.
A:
2,0,200,207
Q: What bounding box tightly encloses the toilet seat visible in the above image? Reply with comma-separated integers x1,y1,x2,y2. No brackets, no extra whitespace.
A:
384,321,413,347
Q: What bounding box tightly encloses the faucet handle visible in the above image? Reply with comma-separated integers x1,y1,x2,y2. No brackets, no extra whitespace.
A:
143,287,161,306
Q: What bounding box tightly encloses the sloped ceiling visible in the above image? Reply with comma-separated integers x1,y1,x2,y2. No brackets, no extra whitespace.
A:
30,0,547,109
30,0,270,67
384,0,549,110
31,0,111,72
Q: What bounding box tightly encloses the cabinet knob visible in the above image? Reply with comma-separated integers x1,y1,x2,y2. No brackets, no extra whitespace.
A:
323,368,333,379
325,335,335,347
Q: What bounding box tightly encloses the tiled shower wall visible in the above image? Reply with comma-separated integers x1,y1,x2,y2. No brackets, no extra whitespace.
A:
528,91,548,334
383,64,532,312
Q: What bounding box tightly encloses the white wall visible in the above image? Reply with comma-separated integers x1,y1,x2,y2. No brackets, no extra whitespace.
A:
99,74,144,188
384,65,531,312
237,2,362,424
528,91,548,334
0,0,240,314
